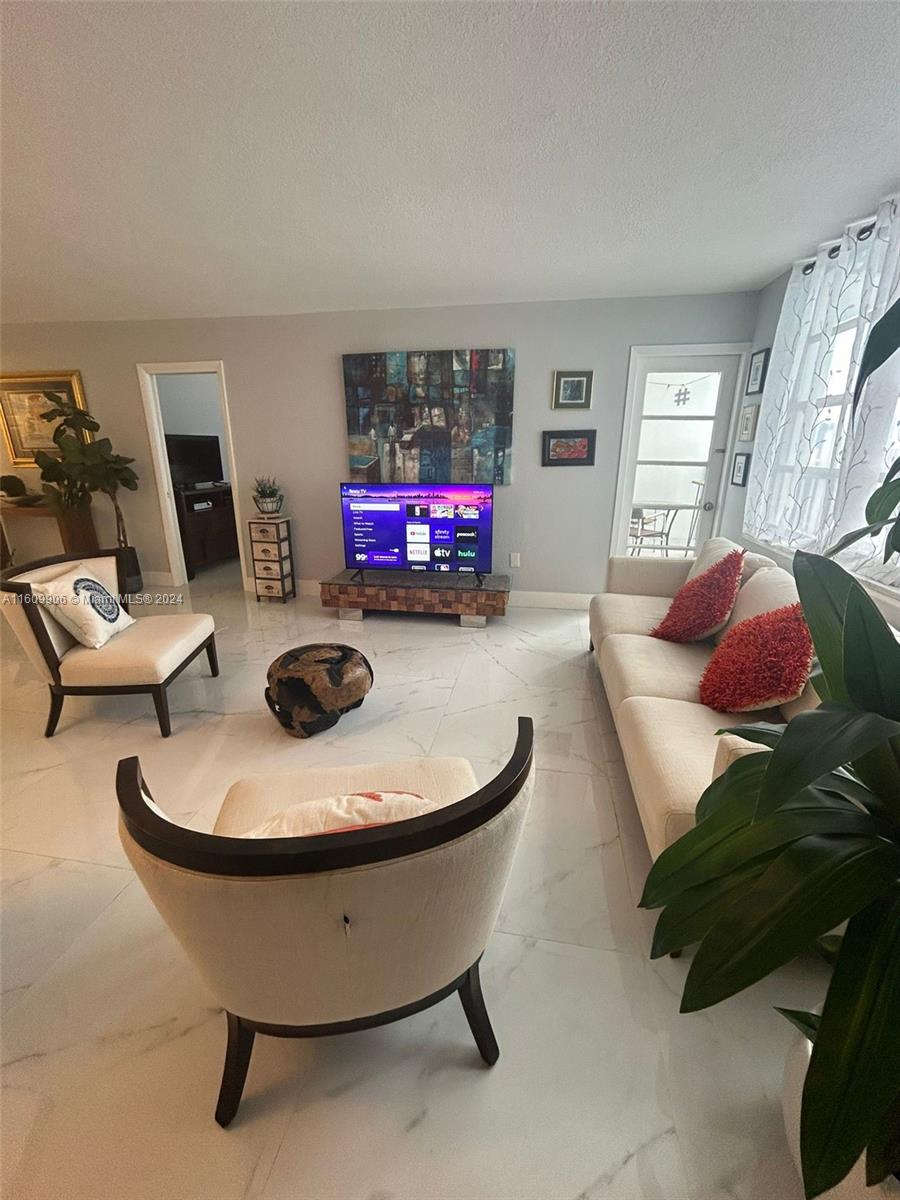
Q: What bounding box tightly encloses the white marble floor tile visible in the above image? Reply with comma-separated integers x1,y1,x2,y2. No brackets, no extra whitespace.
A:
0,850,130,1019
256,933,686,1200
496,769,646,954
1,883,295,1200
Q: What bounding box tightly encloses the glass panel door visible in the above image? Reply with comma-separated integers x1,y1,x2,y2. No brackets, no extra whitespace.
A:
618,354,741,557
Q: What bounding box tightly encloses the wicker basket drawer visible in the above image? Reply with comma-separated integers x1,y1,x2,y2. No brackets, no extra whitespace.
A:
249,519,289,542
255,561,286,580
255,578,285,598
252,539,289,562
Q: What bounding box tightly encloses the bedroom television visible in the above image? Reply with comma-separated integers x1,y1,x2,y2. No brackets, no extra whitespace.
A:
340,483,493,576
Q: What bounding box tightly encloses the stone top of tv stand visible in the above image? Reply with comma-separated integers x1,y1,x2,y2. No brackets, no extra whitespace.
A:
323,570,510,592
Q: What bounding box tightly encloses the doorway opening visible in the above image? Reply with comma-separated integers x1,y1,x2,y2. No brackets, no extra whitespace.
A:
136,362,246,588
612,344,749,557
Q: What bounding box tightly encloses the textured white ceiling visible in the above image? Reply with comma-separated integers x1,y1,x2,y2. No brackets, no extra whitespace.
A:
2,1,899,323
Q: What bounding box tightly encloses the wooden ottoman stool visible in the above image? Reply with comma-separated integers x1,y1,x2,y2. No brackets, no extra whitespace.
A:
265,643,373,737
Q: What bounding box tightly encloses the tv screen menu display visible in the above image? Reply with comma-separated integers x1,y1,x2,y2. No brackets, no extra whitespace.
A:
341,483,493,575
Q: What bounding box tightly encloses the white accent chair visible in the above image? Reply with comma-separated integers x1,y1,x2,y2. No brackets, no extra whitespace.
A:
1,549,217,737
117,718,535,1126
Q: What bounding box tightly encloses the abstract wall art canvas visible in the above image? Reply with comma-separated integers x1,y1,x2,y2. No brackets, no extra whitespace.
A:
343,349,515,485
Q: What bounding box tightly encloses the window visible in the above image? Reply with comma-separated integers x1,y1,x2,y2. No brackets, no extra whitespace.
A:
744,195,900,589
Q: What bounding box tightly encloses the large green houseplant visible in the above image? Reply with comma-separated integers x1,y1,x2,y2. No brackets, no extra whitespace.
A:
35,392,142,586
640,298,900,1199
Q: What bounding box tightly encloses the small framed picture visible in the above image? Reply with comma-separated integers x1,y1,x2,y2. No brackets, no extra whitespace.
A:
552,370,593,410
738,403,759,442
746,349,770,395
542,429,596,466
731,452,751,487
0,371,90,465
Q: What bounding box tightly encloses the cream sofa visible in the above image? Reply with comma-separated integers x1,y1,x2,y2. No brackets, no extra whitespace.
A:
589,544,816,860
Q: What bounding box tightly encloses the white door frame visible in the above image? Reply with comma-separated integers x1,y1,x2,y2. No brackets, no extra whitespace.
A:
612,342,751,557
136,361,247,589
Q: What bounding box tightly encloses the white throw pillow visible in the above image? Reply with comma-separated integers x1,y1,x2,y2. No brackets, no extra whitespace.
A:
242,790,437,838
30,563,134,649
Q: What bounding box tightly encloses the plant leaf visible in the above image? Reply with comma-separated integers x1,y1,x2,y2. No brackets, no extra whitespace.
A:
852,294,900,417
776,1007,821,1043
719,721,785,750
843,583,900,720
693,748,770,824
865,478,900,525
814,933,843,966
800,887,900,1198
650,853,779,957
885,513,900,564
680,836,900,1013
825,517,896,559
641,787,883,910
756,702,900,818
793,552,853,703
865,1091,900,1186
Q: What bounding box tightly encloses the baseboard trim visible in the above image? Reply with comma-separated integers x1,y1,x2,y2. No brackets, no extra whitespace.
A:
509,590,593,610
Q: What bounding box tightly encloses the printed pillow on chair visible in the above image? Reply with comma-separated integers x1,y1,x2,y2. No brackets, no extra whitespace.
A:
699,603,813,712
651,546,745,643
30,563,134,649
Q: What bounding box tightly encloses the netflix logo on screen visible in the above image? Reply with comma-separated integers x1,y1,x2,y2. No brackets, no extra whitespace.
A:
341,483,493,576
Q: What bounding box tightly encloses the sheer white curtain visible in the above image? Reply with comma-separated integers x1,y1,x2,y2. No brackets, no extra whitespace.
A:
744,195,900,588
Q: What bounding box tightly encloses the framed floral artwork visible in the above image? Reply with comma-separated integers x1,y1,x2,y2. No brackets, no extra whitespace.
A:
0,371,90,465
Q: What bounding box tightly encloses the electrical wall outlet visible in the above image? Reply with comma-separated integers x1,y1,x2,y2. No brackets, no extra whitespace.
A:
509,552,521,568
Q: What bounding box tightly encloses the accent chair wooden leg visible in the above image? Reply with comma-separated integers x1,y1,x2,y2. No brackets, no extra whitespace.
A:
152,686,171,738
215,1013,256,1128
206,635,220,677
458,961,499,1066
45,688,64,737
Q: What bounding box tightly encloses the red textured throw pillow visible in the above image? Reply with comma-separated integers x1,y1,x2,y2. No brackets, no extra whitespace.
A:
651,549,744,643
699,603,813,712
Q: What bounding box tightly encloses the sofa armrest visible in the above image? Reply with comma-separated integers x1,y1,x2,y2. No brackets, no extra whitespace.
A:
606,556,694,598
712,732,767,782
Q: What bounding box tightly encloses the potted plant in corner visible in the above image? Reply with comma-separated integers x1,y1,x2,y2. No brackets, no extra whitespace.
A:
252,476,284,515
639,297,900,1200
35,392,142,591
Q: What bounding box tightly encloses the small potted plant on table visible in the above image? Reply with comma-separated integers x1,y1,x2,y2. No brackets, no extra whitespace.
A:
253,476,284,515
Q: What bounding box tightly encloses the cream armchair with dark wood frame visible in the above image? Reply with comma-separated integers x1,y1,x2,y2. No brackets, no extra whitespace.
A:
1,548,217,737
117,717,535,1127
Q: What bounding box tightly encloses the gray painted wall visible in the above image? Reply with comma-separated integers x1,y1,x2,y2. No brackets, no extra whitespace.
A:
1,291,758,591
719,270,790,542
156,372,230,481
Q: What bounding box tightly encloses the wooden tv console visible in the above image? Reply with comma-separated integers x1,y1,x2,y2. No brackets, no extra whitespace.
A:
320,570,510,627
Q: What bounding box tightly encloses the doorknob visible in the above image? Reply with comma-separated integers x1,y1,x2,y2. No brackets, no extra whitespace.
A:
702,501,714,512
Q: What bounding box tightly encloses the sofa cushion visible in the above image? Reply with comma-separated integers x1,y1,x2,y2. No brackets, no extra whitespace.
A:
721,565,799,633
59,612,214,685
589,593,672,647
688,537,776,583
600,633,712,711
214,757,478,836
614,697,755,859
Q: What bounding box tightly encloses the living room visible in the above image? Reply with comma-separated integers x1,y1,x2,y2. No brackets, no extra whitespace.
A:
1,4,898,1200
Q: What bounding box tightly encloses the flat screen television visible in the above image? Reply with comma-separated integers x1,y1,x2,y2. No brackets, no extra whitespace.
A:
340,483,493,575
165,434,224,488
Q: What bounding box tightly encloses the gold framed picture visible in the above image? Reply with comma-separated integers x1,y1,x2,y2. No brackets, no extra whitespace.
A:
0,371,91,465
